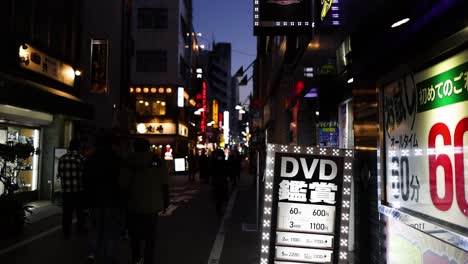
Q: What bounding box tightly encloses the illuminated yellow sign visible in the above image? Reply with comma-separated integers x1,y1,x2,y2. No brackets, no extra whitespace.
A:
136,122,177,134
18,44,75,87
212,100,219,128
321,0,332,20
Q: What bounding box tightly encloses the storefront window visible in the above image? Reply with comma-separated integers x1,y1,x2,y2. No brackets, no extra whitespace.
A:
136,99,166,116
0,126,40,193
152,101,166,115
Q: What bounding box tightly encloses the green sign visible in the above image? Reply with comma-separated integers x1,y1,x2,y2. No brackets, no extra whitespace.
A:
417,62,468,113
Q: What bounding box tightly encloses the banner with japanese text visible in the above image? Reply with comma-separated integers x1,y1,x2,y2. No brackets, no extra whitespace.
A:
259,144,353,264
382,48,468,233
90,39,109,94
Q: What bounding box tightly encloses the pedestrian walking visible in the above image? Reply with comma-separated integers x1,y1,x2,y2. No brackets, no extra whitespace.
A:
211,148,228,217
199,149,209,182
57,139,86,239
126,138,169,264
84,133,126,264
228,149,241,187
187,151,197,182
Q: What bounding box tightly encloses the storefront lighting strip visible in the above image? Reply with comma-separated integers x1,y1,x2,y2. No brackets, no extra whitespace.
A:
32,129,40,191
379,205,468,251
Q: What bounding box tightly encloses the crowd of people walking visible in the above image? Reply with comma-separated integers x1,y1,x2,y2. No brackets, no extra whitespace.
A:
57,134,169,264
57,132,244,264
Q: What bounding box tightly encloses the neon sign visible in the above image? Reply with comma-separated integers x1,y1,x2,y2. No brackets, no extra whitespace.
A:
201,81,207,132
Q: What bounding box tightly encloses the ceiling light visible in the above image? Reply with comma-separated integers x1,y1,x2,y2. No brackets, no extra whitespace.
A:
347,78,354,84
137,123,147,134
391,18,410,28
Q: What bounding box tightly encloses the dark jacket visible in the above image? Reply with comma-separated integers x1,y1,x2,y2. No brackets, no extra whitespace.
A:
211,149,227,186
126,152,169,214
83,148,124,208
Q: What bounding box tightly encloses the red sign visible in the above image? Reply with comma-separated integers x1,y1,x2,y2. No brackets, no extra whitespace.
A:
428,118,468,216
201,81,207,132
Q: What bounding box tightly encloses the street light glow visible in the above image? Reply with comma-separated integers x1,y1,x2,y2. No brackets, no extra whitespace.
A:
391,18,410,28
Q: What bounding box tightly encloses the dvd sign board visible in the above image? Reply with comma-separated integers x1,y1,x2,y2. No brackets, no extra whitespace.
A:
259,144,353,264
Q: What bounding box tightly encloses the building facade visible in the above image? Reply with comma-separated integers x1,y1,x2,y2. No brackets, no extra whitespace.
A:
0,0,92,201
254,0,468,263
129,0,197,156
198,43,233,147
78,0,132,135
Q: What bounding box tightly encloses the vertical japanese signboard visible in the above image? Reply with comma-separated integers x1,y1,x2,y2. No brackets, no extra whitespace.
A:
382,49,468,233
90,39,109,93
260,144,353,264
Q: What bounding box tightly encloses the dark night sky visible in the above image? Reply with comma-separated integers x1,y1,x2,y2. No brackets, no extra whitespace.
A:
193,0,256,105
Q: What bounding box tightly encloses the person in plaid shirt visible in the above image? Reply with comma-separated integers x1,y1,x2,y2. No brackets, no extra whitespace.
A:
58,139,86,239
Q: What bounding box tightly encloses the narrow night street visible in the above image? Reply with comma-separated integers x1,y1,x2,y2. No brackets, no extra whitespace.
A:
1,0,467,264
0,163,260,264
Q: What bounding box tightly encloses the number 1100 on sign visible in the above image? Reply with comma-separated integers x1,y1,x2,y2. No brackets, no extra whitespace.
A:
287,221,329,232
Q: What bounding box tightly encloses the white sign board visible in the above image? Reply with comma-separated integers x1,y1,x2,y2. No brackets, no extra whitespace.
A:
383,49,468,231
276,231,333,248
275,246,333,263
174,158,185,172
259,144,353,264
277,202,335,234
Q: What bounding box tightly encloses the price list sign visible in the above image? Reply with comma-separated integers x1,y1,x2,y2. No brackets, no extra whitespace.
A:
259,144,353,264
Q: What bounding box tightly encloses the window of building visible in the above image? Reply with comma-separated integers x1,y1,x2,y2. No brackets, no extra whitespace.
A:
137,8,168,29
0,126,40,194
136,50,167,72
152,101,166,115
136,99,166,116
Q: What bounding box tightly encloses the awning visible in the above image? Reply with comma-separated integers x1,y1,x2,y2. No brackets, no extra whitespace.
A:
0,72,93,120
0,105,53,126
